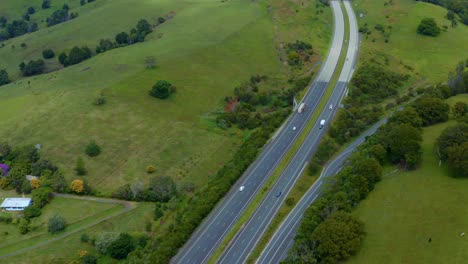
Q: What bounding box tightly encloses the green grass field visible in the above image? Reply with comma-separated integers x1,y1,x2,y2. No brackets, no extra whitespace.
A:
0,0,331,195
346,94,468,264
0,195,122,257
353,0,468,83
2,203,153,264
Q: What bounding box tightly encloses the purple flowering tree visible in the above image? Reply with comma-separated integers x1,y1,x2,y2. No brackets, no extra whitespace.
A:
0,164,9,176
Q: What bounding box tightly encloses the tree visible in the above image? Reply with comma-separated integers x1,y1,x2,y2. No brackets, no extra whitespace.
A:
107,233,136,259
0,69,10,86
82,254,97,264
453,101,468,118
437,123,468,160
75,157,87,175
19,59,45,76
417,18,441,36
446,142,468,177
136,19,152,37
71,179,85,194
115,32,129,45
42,49,55,59
310,211,364,263
27,7,36,15
24,205,42,220
447,10,455,20
81,233,89,243
18,219,30,235
32,187,53,208
95,232,120,254
85,141,101,157
42,0,51,9
148,175,177,202
389,107,423,128
413,97,449,126
48,214,67,233
383,124,422,169
149,80,174,99
112,184,134,200
30,178,40,189
63,46,92,66
40,170,68,192
96,39,115,53
58,52,68,65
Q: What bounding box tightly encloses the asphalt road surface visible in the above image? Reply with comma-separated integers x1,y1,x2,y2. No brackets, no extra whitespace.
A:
171,2,346,263
218,1,360,263
256,118,387,264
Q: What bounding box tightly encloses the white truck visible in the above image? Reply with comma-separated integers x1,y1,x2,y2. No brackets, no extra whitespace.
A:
319,119,325,129
297,103,306,113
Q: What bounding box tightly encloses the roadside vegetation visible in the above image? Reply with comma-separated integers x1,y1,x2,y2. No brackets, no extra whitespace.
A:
283,57,468,263
0,0,332,262
346,94,468,264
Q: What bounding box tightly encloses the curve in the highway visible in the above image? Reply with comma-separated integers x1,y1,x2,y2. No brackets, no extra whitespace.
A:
172,1,346,263
217,1,356,263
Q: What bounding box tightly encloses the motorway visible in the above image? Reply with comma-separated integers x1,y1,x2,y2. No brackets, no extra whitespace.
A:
217,1,359,263
171,1,346,263
256,117,387,264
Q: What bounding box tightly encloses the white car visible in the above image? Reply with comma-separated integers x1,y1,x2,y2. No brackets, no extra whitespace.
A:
329,104,333,110
292,126,297,131
239,186,245,192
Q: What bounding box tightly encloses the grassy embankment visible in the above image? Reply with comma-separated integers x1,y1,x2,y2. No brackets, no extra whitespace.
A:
209,1,348,262
0,0,280,194
353,0,468,84
346,94,468,264
0,190,128,260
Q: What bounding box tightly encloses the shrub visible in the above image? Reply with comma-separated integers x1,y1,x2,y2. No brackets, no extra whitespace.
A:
48,214,67,234
42,0,51,9
30,178,40,189
0,69,10,86
85,141,101,157
82,254,97,264
42,49,55,59
18,219,30,235
150,80,175,99
95,232,120,254
32,187,53,208
75,157,87,175
19,59,45,76
107,233,135,259
24,205,41,220
71,179,85,194
146,165,156,173
81,233,89,243
93,94,106,105
417,18,441,36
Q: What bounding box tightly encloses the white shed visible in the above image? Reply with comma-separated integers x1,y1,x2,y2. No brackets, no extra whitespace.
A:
0,198,32,211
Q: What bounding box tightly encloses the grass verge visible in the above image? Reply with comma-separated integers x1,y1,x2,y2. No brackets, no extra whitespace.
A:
346,95,468,264
208,2,351,263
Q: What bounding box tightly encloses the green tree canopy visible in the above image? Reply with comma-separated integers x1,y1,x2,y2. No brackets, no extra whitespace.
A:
383,124,423,169
389,107,423,128
413,96,449,126
150,80,174,99
417,18,441,36
48,214,66,233
0,69,10,86
107,233,136,259
311,211,365,263
437,123,468,160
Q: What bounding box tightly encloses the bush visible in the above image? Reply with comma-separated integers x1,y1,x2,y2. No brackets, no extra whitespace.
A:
71,179,85,194
95,232,120,254
146,165,156,173
48,214,67,234
150,80,175,99
18,219,30,235
81,233,89,243
413,96,449,126
42,0,51,9
107,233,135,259
417,18,441,36
19,59,45,76
23,205,42,220
0,69,10,86
61,46,92,66
82,254,97,264
75,157,87,175
93,94,106,105
32,187,53,208
85,141,101,157
42,49,55,59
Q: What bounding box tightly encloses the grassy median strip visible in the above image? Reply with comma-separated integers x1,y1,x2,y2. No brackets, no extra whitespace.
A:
208,3,351,263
